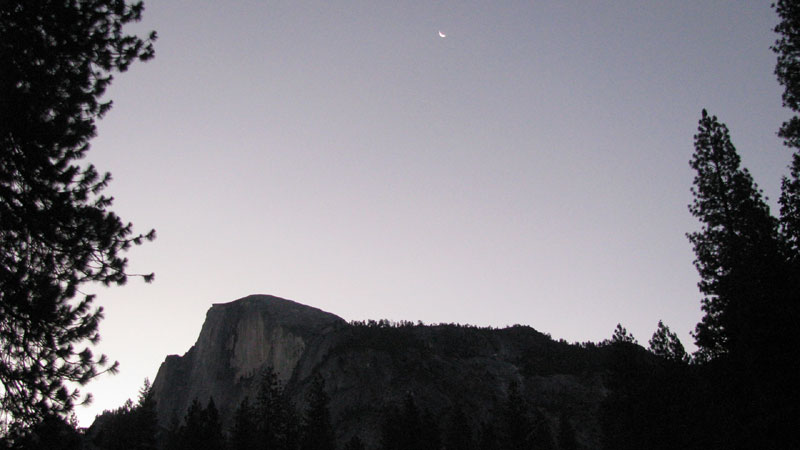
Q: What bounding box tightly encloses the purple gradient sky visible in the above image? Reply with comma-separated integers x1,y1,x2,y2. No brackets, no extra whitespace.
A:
77,1,790,424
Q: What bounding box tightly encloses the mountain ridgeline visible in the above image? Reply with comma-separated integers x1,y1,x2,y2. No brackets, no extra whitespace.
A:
148,294,642,449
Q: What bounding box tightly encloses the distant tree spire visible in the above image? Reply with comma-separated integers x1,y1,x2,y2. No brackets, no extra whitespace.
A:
204,398,224,450
611,324,637,345
648,321,689,364
134,378,158,450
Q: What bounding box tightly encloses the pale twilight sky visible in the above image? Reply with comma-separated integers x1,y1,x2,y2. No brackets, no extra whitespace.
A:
76,1,790,424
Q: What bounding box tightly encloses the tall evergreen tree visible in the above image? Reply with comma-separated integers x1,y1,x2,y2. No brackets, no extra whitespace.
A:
300,374,335,450
255,367,298,450
204,398,225,450
229,397,257,450
773,1,800,252
774,1,800,148
0,0,156,429
179,398,206,450
134,378,158,450
87,379,158,450
175,397,225,450
687,110,783,362
769,4,800,445
92,378,159,450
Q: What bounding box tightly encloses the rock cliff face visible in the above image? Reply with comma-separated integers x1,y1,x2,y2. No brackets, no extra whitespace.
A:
151,294,614,448
151,295,346,427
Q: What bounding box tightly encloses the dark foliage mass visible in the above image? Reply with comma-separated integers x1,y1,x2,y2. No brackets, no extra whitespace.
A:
596,3,800,447
89,379,158,450
0,0,156,433
0,414,82,450
31,317,799,450
375,381,561,450
85,362,582,450
300,374,335,450
775,0,800,256
158,368,326,450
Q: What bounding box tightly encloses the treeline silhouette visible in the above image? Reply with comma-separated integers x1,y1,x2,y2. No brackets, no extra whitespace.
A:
2,313,794,450
86,365,585,450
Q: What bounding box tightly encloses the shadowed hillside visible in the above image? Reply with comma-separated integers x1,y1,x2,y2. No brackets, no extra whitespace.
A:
147,294,635,449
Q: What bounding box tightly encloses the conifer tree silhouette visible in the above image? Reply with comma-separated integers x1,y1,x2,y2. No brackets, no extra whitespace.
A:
0,0,156,429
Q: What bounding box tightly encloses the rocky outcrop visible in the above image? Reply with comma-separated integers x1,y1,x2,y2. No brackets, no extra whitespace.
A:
151,295,346,426
151,294,615,448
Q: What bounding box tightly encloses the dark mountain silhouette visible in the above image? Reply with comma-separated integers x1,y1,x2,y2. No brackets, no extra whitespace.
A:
149,294,632,449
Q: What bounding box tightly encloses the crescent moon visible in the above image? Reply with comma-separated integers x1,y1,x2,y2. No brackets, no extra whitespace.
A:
438,31,446,38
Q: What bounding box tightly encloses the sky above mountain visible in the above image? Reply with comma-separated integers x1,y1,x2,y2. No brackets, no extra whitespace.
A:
78,1,790,425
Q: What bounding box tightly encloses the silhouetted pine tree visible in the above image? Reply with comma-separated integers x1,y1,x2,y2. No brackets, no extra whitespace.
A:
600,325,651,450
180,398,206,450
134,378,158,450
768,4,800,446
686,110,800,447
229,397,258,450
255,367,298,450
647,321,689,364
89,379,158,450
774,0,800,253
610,324,637,345
300,374,335,450
774,1,800,149
172,397,224,450
204,398,225,450
0,0,157,430
688,110,784,363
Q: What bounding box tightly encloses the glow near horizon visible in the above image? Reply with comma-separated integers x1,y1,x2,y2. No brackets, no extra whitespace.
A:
74,1,790,425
